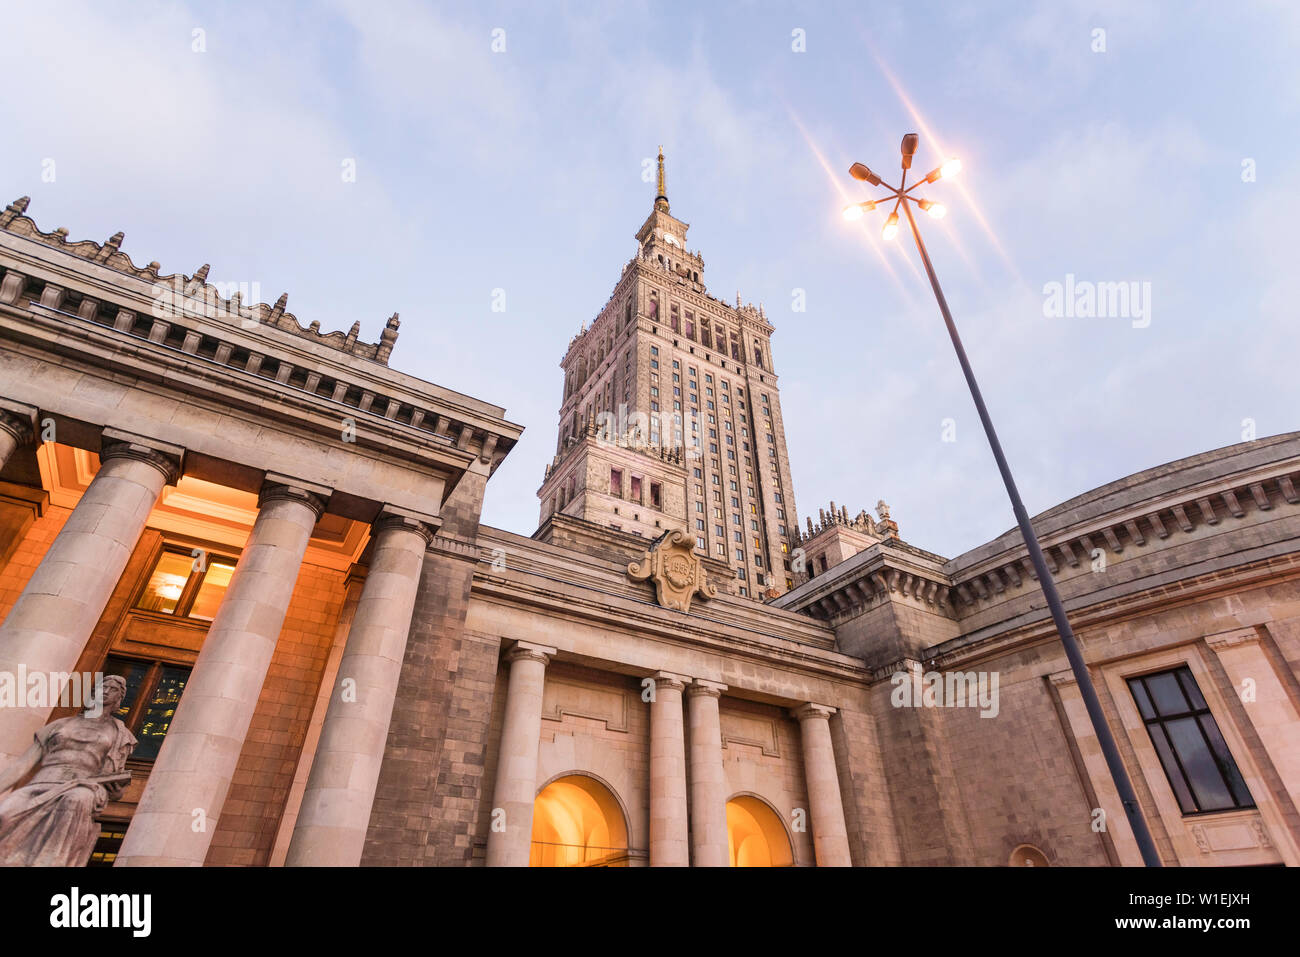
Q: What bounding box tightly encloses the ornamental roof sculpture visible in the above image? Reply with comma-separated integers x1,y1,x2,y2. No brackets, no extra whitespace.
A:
628,529,717,613
0,196,400,364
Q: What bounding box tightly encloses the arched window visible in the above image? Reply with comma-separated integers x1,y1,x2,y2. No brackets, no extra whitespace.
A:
531,775,630,867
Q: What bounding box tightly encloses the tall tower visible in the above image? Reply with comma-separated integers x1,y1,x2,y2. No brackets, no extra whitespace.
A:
537,150,801,599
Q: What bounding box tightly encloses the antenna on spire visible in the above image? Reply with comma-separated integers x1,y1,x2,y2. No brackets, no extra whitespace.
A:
654,146,669,212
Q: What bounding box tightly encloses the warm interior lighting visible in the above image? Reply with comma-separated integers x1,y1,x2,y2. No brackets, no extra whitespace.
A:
530,775,629,867
726,796,794,866
882,212,899,240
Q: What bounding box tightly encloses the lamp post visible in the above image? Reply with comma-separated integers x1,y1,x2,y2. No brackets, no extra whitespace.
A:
843,134,1162,867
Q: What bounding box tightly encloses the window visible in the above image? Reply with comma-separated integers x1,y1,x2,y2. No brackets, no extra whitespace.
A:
650,483,661,509
696,537,706,551
1127,666,1253,814
134,549,237,622
630,475,642,501
696,519,705,531
716,543,725,557
610,468,623,496
102,654,192,761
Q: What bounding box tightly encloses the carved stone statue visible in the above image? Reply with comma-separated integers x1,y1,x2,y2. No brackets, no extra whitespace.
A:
876,499,891,522
628,530,717,613
0,674,135,866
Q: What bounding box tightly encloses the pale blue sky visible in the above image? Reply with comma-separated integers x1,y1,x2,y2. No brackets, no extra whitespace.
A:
4,1,1295,558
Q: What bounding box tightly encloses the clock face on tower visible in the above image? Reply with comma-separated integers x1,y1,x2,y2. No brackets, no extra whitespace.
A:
663,232,680,247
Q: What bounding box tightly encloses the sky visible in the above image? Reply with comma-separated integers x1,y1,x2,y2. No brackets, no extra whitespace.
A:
3,0,1296,559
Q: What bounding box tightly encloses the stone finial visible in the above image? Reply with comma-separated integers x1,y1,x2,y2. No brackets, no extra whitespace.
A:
273,293,288,315
345,321,360,347
806,516,814,535
194,264,210,283
377,313,400,364
0,197,31,229
53,227,69,240
106,232,123,247
876,499,891,521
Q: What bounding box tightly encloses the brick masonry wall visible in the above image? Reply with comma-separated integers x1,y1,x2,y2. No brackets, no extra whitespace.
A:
205,561,346,865
0,502,70,621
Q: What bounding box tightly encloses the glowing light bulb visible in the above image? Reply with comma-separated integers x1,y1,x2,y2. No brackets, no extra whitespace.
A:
940,157,962,179
926,202,947,219
881,212,899,240
842,203,865,221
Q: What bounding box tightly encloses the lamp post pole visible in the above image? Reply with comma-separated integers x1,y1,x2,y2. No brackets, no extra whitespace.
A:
845,136,1163,867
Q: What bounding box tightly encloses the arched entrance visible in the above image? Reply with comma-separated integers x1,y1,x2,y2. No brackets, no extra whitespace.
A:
726,795,795,867
530,774,630,867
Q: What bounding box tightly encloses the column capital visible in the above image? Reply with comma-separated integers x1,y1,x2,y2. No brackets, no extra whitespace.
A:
686,679,727,699
373,506,441,546
0,408,33,446
793,702,837,722
260,473,330,517
506,640,556,666
650,671,690,693
100,429,183,485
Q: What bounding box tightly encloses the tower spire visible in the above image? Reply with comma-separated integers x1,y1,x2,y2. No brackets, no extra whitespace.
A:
654,145,669,211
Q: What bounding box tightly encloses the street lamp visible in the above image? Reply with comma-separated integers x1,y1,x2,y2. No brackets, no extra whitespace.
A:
843,134,1163,868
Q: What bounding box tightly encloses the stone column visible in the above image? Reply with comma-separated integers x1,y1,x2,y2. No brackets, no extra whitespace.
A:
115,477,327,867
686,679,729,867
648,672,690,866
485,641,555,867
0,433,179,765
0,407,34,473
794,703,853,866
285,512,437,866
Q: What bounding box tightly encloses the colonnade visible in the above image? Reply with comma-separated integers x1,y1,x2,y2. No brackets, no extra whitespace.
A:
0,419,437,867
484,644,854,867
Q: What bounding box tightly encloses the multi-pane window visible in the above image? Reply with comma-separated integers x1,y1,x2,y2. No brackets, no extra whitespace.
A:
1127,666,1253,815
134,549,237,622
102,654,192,761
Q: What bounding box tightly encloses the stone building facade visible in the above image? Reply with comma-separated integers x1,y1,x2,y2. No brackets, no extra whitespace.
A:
0,173,1296,867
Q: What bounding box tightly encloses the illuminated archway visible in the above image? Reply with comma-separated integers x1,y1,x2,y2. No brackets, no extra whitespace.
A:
726,795,795,867
530,774,630,867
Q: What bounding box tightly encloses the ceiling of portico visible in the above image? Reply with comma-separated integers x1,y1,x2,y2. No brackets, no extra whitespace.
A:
37,442,369,571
